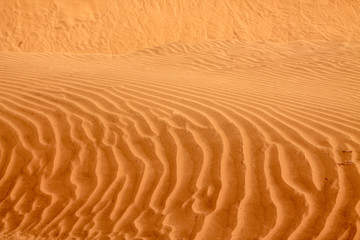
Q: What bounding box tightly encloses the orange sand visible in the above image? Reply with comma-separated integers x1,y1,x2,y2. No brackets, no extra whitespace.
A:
1,0,360,53
0,1,360,240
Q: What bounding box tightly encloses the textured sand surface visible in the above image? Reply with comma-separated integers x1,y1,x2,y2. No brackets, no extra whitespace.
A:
1,0,360,53
0,41,360,239
1,1,360,240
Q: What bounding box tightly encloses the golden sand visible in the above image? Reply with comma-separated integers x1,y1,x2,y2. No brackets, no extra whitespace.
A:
0,1,360,240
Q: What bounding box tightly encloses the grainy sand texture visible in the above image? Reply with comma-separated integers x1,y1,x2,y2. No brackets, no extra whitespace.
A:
0,1,360,240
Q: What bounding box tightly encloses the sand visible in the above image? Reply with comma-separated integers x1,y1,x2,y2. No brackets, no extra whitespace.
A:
1,0,360,53
1,1,360,240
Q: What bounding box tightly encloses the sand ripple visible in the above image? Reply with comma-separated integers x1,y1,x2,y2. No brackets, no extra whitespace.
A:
0,41,359,239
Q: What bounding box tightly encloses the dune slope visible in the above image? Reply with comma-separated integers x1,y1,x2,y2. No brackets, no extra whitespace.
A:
1,0,360,53
0,40,359,239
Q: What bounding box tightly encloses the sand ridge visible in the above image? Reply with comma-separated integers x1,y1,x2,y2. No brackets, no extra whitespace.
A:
0,40,359,239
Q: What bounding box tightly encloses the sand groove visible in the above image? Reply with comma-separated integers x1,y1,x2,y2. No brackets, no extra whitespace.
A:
0,41,360,240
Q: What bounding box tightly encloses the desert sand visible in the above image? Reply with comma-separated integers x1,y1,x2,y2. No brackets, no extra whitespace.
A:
0,1,360,240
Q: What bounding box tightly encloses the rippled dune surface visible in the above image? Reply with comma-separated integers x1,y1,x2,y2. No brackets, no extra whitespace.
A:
1,0,360,239
0,41,360,239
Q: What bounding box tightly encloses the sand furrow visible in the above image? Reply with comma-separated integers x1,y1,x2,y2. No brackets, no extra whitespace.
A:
0,40,359,239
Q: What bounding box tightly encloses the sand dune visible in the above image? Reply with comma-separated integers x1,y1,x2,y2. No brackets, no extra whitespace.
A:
1,0,360,53
1,1,360,239
0,40,359,239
